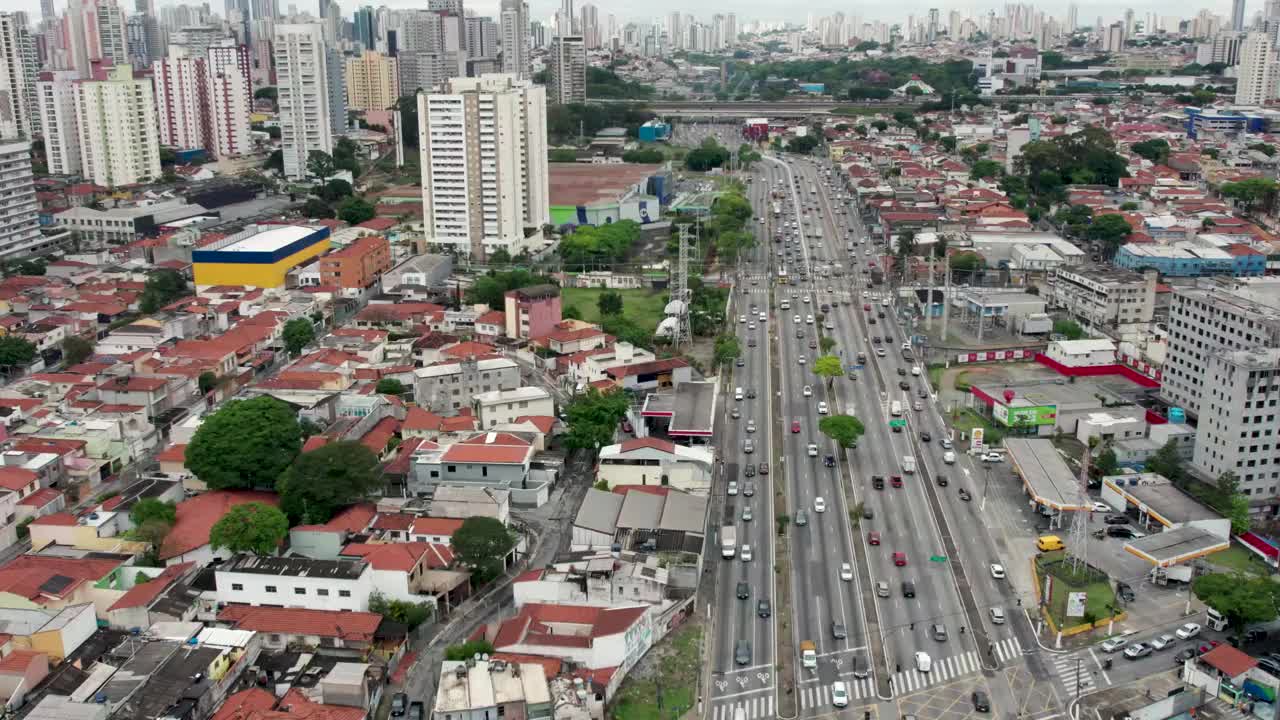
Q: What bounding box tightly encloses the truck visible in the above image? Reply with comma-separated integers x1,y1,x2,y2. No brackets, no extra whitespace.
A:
800,640,817,669
721,525,737,559
1154,565,1193,585
890,401,902,416
943,451,956,464
902,455,916,474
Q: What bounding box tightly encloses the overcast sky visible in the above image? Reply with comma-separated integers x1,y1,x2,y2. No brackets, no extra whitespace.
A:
15,0,1239,34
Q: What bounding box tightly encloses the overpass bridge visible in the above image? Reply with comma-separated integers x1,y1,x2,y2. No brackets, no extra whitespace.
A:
596,94,1130,119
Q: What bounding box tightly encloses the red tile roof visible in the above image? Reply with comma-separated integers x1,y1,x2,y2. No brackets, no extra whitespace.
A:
211,688,277,720
218,605,382,642
107,562,194,611
1201,644,1256,677
0,468,37,492
511,415,556,433
156,443,187,463
604,358,690,379
0,555,122,603
161,491,279,560
17,487,63,508
30,512,77,526
340,542,436,572
359,416,399,455
617,436,676,453
493,603,649,651
0,650,46,674
372,512,414,532
410,517,464,537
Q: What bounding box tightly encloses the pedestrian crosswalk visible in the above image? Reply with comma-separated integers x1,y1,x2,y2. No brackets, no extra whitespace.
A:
710,692,775,720
891,650,980,694
798,676,876,709
1048,651,1104,697
992,636,1027,664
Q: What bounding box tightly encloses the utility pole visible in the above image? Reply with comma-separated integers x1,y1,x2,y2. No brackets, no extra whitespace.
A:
926,254,936,332
940,259,952,349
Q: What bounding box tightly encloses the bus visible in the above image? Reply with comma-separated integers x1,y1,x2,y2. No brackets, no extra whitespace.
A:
772,202,781,217
777,267,788,284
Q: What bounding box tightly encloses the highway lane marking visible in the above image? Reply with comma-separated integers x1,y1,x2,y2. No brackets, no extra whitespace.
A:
721,662,774,674
710,685,777,701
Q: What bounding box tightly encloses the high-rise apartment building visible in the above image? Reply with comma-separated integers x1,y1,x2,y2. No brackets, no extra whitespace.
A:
74,64,162,187
465,16,498,58
579,3,599,48
152,49,209,152
548,35,585,104
0,138,43,259
1236,31,1278,105
345,50,399,111
1233,0,1248,30
0,13,38,141
1210,31,1246,65
206,40,251,158
353,5,375,49
499,0,529,78
274,23,332,179
1102,22,1126,52
36,70,80,175
557,0,575,36
417,73,548,260
1193,346,1280,503
325,45,345,136
62,0,129,77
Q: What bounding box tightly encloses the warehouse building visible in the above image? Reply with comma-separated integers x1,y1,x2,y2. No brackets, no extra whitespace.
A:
192,223,331,287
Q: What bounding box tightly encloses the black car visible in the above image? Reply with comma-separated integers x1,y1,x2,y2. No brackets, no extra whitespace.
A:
1175,648,1197,664
869,318,877,325
878,311,886,319
832,622,848,639
824,454,836,467
748,337,757,347
744,464,756,477
872,475,885,490
391,694,408,717
899,380,911,391
735,640,752,666
918,388,929,398
407,703,424,720
972,691,991,713
872,336,882,344
1104,514,1128,525
747,388,757,399
1107,525,1138,539
863,505,873,519
902,581,916,598
959,488,972,502
1116,582,1135,602
737,582,750,599
920,432,931,442
757,599,772,618
897,367,907,376
936,475,948,487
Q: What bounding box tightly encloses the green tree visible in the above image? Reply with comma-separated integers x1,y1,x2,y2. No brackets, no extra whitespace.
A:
139,268,190,313
487,248,512,266
254,86,278,101
1131,139,1171,164
1053,319,1085,340
13,259,45,276
132,519,173,565
209,502,289,556
949,251,984,272
969,159,1003,180
130,498,177,527
451,516,518,584
61,335,94,366
813,355,844,384
445,640,495,661
278,441,383,524
1220,177,1279,215
302,197,335,219
598,290,624,317
376,377,406,395
0,336,37,370
713,334,741,368
549,148,578,162
1144,439,1184,482
369,591,434,629
895,230,917,259
464,270,556,310
820,336,837,353
317,178,353,203
282,317,316,355
185,396,303,490
1193,573,1280,629
1094,447,1119,477
819,414,866,448
198,371,219,395
1215,470,1240,501
306,150,337,183
337,196,376,224
562,387,630,450
1087,214,1133,253
1227,495,1252,535
939,136,957,152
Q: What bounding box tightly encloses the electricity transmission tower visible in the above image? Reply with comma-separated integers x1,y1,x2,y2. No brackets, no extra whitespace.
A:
669,223,694,349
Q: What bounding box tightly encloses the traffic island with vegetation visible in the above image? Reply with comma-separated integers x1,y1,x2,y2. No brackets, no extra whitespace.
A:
1033,551,1121,635
610,623,702,720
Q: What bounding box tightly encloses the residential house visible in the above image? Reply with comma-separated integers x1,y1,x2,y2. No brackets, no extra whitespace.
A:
474,387,555,428
596,437,714,494
412,357,521,413
512,551,669,608
484,602,653,676
0,604,96,661
216,605,389,652
432,660,552,720
410,432,534,496
160,490,281,566
214,554,375,611
0,554,128,616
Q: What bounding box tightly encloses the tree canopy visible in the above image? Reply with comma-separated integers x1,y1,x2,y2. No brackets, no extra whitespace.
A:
0,336,36,369
61,335,94,367
1192,572,1280,629
562,387,630,451
558,221,640,271
1220,178,1279,215
1053,319,1085,340
209,502,289,556
185,396,303,490
713,334,741,368
813,355,844,381
1013,126,1129,197
465,270,557,310
685,137,730,171
277,441,383,524
597,290,624,317
139,269,190,313
1130,139,1170,164
282,317,316,355
130,498,176,527
819,414,865,448
451,516,518,583
337,196,376,224
1086,214,1134,253
376,377,406,395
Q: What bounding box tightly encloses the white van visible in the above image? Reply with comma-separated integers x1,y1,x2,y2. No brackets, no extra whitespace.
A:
943,451,956,464
735,387,744,401
890,401,902,416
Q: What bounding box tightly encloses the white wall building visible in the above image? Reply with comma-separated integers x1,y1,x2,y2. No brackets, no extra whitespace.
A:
1192,347,1280,505
36,70,81,175
499,0,530,78
547,34,585,104
1236,31,1279,105
152,50,209,152
1044,338,1117,368
74,64,162,188
214,553,374,611
596,436,714,494
275,23,332,179
474,386,555,428
0,139,44,259
0,13,38,141
206,40,252,158
1049,266,1157,328
417,73,549,260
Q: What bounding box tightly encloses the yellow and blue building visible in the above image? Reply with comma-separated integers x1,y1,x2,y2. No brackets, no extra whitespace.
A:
192,224,331,288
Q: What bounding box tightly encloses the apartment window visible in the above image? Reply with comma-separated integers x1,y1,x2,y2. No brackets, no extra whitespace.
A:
339,590,351,597
231,583,244,591
317,589,329,596
265,585,277,593
295,587,307,595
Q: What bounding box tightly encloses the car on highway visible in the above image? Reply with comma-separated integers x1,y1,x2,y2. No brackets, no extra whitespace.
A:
799,355,806,365
735,357,745,367
795,510,808,526
791,420,801,433
932,623,948,641
914,652,932,673
823,454,835,467
902,581,915,597
891,475,903,488
747,388,757,398
738,315,747,324
743,439,754,453
759,463,769,475
897,367,907,376
1117,582,1135,602
831,681,849,708
868,531,880,545
1101,636,1130,653
831,622,847,640
742,507,753,522
940,438,953,449
899,380,910,391
391,694,408,717
872,475,885,490
731,408,741,419
893,552,907,566
971,690,991,713
864,304,871,311
814,497,827,513
1092,502,1111,512
1150,634,1176,650
744,463,756,477
981,452,1004,463
990,608,1006,625
803,385,812,396
1176,648,1197,664
1107,525,1142,539
920,431,931,442
807,443,818,456
990,563,1006,579
1124,643,1152,660
746,419,755,433
818,401,829,414
727,481,738,496
840,563,853,581
735,640,752,666
736,582,749,599
876,347,886,357
1176,623,1202,640
876,581,890,598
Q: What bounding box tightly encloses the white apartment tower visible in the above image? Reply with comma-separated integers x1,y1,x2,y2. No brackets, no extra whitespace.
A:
62,0,129,78
0,138,43,259
1236,31,1279,105
499,0,530,78
0,13,39,141
274,23,332,180
1193,347,1280,504
37,70,81,175
548,34,585,104
74,64,161,188
206,40,252,158
152,49,209,152
417,73,549,261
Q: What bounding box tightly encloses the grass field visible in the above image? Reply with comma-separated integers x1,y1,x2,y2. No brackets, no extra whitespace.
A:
1207,545,1271,575
612,624,702,720
950,408,1004,446
1037,552,1119,627
561,287,670,333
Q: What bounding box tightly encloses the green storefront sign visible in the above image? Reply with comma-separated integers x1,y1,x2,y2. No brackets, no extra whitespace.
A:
994,403,1057,427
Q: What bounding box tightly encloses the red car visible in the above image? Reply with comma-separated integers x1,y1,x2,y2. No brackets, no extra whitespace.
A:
791,420,801,433
868,531,881,545
891,475,903,488
893,552,907,566
863,304,872,311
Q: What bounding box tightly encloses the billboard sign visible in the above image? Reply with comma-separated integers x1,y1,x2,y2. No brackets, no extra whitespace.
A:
993,403,1058,427
971,428,985,452
1066,592,1088,618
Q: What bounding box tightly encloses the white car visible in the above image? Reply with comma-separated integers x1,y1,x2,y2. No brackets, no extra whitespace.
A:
1176,623,1202,640
741,545,752,562
1092,502,1111,512
914,651,933,673
1124,643,1152,659
817,401,829,415
901,342,911,351
814,497,827,513
981,452,1004,463
806,314,814,324
989,608,1006,625
803,385,813,397
1150,634,1176,650
1100,636,1129,653
794,315,802,324
940,438,953,449
840,563,853,581
799,355,807,365
990,564,1006,579
739,315,747,323
759,312,767,322
748,323,756,330
862,291,870,298
807,443,818,456
746,419,756,433
831,681,849,708
911,366,921,376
